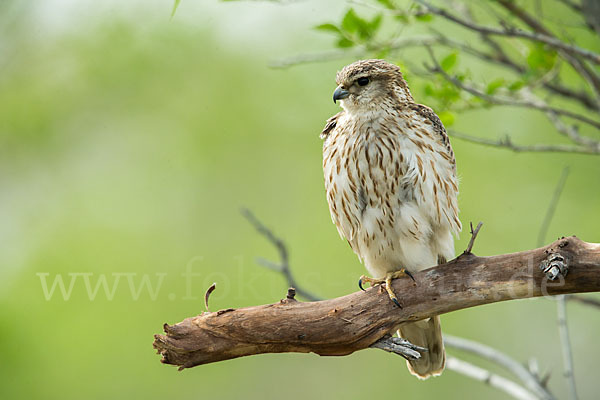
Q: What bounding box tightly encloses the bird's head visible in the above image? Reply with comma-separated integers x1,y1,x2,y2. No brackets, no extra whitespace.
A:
332,59,413,114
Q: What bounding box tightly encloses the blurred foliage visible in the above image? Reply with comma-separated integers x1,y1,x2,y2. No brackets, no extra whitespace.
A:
309,0,600,146
1,1,599,400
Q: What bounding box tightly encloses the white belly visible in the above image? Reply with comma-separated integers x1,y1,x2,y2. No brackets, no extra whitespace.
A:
323,116,458,278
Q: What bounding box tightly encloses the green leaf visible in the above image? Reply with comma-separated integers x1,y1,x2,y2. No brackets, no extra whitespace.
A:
340,9,382,42
375,47,390,59
440,52,458,71
423,83,435,97
314,23,341,34
508,80,525,91
485,78,505,95
415,13,433,22
395,14,409,23
376,0,396,9
438,111,455,126
369,14,383,33
526,43,557,74
170,0,181,19
337,37,355,48
341,9,363,34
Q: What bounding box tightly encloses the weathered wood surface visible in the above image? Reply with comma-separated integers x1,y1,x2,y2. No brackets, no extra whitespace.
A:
153,236,600,369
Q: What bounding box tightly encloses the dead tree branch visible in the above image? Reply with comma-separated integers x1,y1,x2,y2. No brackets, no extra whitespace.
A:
153,236,600,369
241,208,320,301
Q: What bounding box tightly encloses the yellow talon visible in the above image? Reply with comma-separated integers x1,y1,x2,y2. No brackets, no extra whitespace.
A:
358,268,416,308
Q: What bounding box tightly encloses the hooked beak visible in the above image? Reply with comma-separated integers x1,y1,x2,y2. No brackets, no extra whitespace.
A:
333,86,349,103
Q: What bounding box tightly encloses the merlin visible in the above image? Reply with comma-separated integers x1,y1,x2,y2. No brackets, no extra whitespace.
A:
321,59,461,379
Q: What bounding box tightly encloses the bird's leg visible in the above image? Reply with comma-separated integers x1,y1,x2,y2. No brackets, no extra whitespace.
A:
359,268,416,308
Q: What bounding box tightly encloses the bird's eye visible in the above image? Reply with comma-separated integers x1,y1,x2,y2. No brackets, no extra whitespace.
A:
357,77,369,86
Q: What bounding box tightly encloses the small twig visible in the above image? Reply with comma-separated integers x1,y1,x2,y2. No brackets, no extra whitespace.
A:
270,35,440,69
557,295,578,400
567,295,600,309
533,163,576,398
426,52,600,132
544,111,600,150
558,0,582,12
444,335,555,400
446,357,538,400
241,208,320,301
449,130,600,155
204,283,216,313
463,222,483,255
495,0,600,103
537,167,571,247
286,287,296,301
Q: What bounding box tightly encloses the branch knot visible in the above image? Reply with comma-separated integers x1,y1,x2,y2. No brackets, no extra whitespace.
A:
540,253,568,280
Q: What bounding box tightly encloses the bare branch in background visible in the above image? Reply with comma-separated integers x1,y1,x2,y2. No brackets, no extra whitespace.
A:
494,0,600,101
448,130,599,155
414,0,600,65
425,47,600,154
534,168,578,400
537,167,570,247
446,357,538,400
270,36,442,69
568,295,600,309
445,335,555,400
557,296,578,400
241,208,320,301
427,58,600,131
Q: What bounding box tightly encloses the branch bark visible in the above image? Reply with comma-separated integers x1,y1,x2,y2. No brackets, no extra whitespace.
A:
153,236,600,370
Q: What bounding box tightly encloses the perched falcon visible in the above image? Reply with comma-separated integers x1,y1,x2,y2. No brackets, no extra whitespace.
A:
321,59,461,379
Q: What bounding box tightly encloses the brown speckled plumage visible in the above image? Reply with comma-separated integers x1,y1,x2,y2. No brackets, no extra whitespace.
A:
322,59,461,379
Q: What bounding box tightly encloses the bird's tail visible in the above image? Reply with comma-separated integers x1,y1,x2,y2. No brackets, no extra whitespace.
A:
398,315,445,379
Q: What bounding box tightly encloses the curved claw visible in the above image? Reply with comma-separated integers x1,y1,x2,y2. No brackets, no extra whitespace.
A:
391,297,402,308
404,269,416,282
358,278,366,291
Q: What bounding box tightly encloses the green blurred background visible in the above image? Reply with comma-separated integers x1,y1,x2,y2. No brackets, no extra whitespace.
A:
1,1,599,399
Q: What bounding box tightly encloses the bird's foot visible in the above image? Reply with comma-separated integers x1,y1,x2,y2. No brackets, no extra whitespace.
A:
358,268,416,308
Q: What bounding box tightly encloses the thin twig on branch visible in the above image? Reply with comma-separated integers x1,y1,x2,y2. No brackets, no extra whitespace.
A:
464,221,483,255
153,236,600,369
445,357,538,400
444,335,555,400
448,130,599,155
